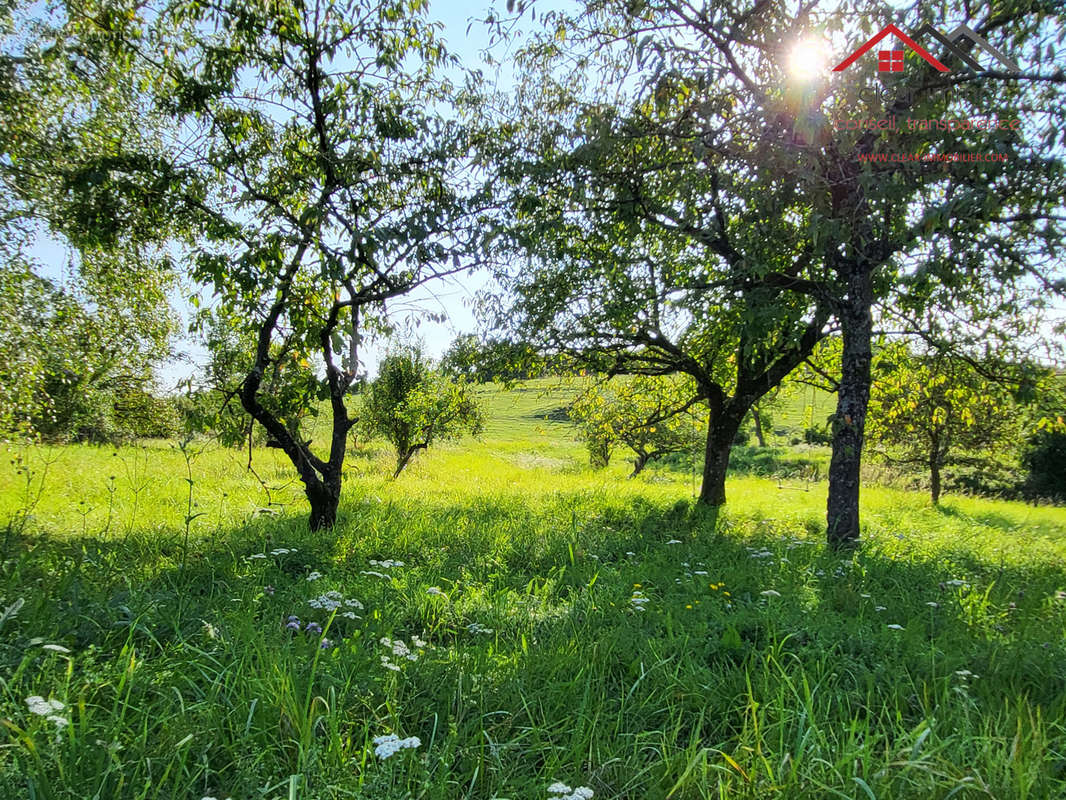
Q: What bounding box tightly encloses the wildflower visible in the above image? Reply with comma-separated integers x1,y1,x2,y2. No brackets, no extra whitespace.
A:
320,638,334,650
42,644,71,654
270,548,293,556
345,598,363,609
860,593,871,599
467,622,494,634
760,590,781,597
369,559,405,568
666,539,681,545
685,604,692,610
426,587,446,597
547,783,594,800
373,733,421,759
360,570,390,579
955,669,977,679
886,624,904,630
25,696,64,716
694,570,708,576
306,571,323,582
625,551,636,557
305,622,323,635
247,553,267,560
926,602,939,608
380,655,401,671
284,616,301,631
310,591,344,611
264,585,275,595
875,606,886,612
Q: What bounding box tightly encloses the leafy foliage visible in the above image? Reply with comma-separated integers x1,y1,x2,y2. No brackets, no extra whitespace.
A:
361,345,483,477
569,375,705,476
866,344,1029,503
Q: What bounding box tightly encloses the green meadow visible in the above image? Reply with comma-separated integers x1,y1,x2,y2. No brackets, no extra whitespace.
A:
1,380,1065,799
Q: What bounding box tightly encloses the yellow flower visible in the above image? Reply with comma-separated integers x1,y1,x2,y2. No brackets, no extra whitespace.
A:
633,583,642,588
685,604,692,609
723,591,731,597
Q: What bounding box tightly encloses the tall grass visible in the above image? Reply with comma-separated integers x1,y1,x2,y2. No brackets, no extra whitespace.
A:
1,388,1064,799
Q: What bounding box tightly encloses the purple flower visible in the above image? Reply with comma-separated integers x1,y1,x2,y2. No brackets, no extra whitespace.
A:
285,620,300,631
305,622,323,635
320,638,334,650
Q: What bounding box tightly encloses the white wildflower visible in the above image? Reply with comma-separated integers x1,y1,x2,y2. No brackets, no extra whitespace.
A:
269,548,292,556
467,623,493,634
694,570,708,576
380,656,401,672
306,571,323,581
360,570,390,579
875,606,887,612
426,587,446,597
247,553,267,560
548,783,594,800
25,696,65,716
369,559,405,568
42,644,71,654
309,591,344,611
666,539,682,544
926,602,939,608
886,624,904,630
373,733,421,760
345,598,363,609
760,589,781,597
945,579,966,587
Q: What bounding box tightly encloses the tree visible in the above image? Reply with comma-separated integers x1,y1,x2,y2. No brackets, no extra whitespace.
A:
495,0,1065,545
58,0,489,528
439,334,551,383
0,0,178,439
866,345,1021,504
570,375,705,477
361,345,483,478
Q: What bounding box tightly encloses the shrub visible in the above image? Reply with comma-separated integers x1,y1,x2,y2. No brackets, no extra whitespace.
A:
1023,431,1066,501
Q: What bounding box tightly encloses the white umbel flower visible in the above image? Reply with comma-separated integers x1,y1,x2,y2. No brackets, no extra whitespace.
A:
373,733,421,760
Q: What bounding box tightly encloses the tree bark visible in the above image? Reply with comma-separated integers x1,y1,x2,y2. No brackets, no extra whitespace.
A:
698,396,747,506
307,476,341,531
630,450,649,478
826,270,873,548
929,432,942,505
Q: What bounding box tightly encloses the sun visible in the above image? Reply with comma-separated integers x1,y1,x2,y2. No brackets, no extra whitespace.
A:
787,38,829,81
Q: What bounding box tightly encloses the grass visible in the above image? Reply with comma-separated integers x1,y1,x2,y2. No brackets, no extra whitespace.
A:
1,381,1065,799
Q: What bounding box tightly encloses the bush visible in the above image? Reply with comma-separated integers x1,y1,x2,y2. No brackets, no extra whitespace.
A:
1023,430,1066,501
803,424,832,445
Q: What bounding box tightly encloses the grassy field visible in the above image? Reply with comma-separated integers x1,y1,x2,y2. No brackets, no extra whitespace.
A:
1,380,1065,799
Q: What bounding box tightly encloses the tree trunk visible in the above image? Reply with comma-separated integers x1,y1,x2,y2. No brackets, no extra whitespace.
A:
826,271,873,548
929,433,942,505
307,477,341,531
698,401,747,506
630,450,649,478
752,404,766,447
